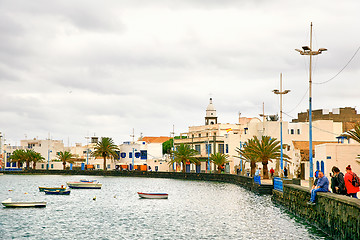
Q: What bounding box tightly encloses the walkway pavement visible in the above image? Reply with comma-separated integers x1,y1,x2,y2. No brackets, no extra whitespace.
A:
260,178,310,188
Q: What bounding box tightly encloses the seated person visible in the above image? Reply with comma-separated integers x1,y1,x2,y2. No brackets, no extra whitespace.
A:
308,171,329,205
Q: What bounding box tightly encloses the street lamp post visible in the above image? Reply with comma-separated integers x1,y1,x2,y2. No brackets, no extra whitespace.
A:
132,147,135,170
47,149,52,170
295,22,327,187
273,73,290,177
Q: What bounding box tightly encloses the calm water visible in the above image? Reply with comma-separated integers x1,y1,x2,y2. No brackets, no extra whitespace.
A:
0,175,330,240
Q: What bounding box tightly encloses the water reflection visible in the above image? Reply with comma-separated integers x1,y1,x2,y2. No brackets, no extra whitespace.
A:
0,175,330,239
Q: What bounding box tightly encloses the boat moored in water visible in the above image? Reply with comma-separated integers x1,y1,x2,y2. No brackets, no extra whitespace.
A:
44,190,71,195
1,198,46,208
39,186,66,192
137,192,168,199
66,181,102,189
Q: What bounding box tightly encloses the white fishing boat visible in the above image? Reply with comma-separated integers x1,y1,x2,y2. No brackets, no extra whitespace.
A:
1,198,46,208
137,192,168,199
66,181,102,189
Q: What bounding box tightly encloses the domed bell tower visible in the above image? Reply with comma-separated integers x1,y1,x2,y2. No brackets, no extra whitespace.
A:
205,98,218,125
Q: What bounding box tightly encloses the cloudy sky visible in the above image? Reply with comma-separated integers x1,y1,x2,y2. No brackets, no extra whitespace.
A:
1,0,359,146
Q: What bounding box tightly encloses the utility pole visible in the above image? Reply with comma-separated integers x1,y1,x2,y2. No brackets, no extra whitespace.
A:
295,22,327,187
273,73,290,176
170,125,175,171
130,128,135,170
259,102,268,135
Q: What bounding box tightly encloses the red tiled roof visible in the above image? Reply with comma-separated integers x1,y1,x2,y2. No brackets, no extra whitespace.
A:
141,136,171,144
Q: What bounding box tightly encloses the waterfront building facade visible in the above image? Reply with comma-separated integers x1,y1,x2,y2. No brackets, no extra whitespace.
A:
175,98,346,179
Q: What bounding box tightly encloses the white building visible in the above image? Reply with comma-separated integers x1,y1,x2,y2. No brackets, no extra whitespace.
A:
175,98,344,179
117,137,171,172
314,141,360,179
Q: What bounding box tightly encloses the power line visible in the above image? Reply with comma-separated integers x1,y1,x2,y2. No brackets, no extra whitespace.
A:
284,88,309,114
314,46,360,85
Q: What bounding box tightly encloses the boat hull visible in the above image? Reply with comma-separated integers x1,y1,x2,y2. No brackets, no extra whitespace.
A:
66,182,102,189
44,190,71,195
39,187,66,192
2,199,46,208
137,192,168,199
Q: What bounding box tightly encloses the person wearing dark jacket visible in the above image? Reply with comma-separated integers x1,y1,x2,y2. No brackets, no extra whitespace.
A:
331,166,346,195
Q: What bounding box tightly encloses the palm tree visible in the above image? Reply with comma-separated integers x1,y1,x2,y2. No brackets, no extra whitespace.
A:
169,143,199,173
235,138,258,176
9,149,27,169
57,151,73,170
210,152,230,173
93,137,119,170
27,150,45,169
248,136,290,179
341,124,360,143
236,136,290,178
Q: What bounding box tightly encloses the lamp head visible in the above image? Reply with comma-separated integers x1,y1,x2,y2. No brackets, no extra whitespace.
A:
284,90,291,94
302,46,311,51
273,89,279,94
318,48,327,52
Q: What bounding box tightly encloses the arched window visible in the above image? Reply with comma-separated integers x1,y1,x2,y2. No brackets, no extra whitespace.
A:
321,161,325,173
316,161,320,171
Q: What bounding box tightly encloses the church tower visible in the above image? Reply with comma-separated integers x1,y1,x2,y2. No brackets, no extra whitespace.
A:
205,98,218,125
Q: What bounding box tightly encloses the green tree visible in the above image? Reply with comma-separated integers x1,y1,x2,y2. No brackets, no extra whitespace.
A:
236,136,290,178
27,150,45,169
57,151,74,170
162,139,174,154
9,149,27,169
210,152,230,173
169,143,199,173
93,137,119,170
235,138,258,176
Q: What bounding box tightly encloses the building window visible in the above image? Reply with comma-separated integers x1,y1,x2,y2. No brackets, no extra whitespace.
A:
199,134,201,138
244,128,248,134
140,150,147,160
206,144,212,154
291,129,294,134
41,164,44,169
129,152,133,158
218,144,224,154
192,134,194,138
121,152,126,158
135,152,140,158
97,164,100,169
115,151,120,160
107,164,111,169
297,129,301,134
214,132,216,136
195,145,201,154
225,144,229,153
51,164,54,169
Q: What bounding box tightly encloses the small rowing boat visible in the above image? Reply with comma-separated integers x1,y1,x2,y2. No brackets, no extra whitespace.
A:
44,190,71,195
66,181,102,189
39,186,66,192
1,198,46,208
137,192,168,199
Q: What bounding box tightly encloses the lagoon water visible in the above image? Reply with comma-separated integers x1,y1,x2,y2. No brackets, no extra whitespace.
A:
0,175,329,240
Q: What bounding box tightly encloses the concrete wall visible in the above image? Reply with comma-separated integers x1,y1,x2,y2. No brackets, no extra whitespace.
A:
272,184,360,240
